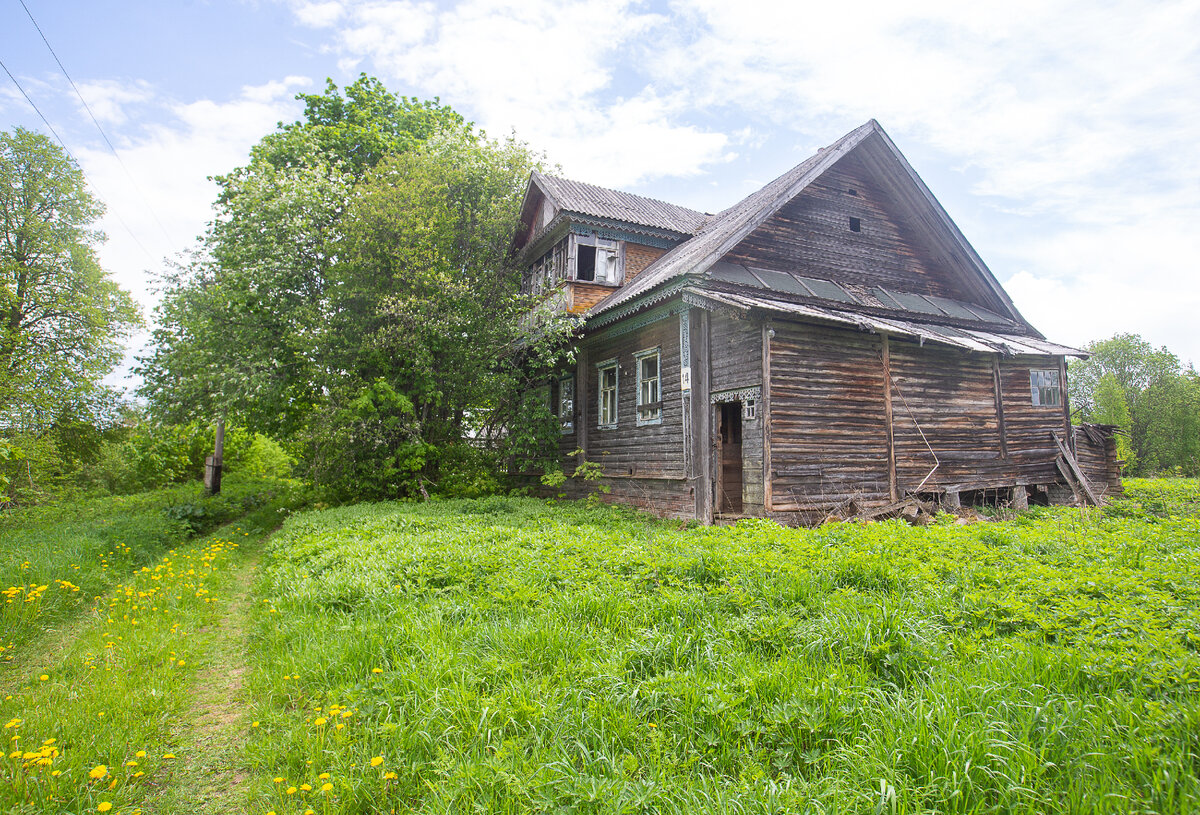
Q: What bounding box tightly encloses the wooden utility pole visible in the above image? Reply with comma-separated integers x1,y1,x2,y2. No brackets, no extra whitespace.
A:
204,418,224,495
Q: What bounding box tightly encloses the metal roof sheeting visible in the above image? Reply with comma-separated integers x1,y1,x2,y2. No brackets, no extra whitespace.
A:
682,288,1084,357
535,173,710,236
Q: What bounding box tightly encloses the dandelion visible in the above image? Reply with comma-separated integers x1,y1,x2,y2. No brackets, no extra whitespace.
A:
372,668,383,673
300,783,312,791
286,787,297,795
318,772,330,780
313,717,326,726
383,771,398,780
135,751,146,758
274,776,285,783
371,756,384,767
97,803,112,813
163,753,175,759
89,764,108,779
39,674,48,681
252,721,260,728
321,782,333,792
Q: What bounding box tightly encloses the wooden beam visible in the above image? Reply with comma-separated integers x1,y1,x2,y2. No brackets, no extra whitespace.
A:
576,347,589,464
691,309,713,523
881,334,898,502
1052,432,1101,506
1059,355,1072,454
992,355,1008,458
762,322,774,511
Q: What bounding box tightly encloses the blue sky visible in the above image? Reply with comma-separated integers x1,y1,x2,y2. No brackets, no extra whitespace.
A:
4,0,1199,380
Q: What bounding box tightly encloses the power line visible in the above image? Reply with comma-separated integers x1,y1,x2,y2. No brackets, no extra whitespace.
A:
18,0,178,248
0,56,158,264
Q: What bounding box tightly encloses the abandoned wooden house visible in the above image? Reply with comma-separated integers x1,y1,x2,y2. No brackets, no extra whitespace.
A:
511,120,1121,523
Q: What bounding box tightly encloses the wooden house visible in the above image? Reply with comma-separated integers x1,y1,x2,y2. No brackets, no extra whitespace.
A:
511,120,1120,523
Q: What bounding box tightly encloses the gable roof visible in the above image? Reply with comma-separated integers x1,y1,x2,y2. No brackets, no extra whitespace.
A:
533,172,710,236
588,120,1037,336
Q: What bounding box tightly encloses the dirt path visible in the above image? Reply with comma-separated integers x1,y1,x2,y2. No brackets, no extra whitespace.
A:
146,543,263,814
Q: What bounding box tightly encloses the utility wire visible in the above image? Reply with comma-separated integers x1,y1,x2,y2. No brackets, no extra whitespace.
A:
0,56,158,264
18,0,178,248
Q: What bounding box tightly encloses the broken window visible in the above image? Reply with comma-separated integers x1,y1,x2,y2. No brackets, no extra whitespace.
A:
572,234,622,285
743,398,757,421
1030,369,1061,406
559,374,575,434
635,350,662,425
597,360,618,427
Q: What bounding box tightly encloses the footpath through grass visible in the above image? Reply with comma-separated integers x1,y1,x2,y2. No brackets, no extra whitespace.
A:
0,483,304,814
0,477,296,665
245,481,1200,814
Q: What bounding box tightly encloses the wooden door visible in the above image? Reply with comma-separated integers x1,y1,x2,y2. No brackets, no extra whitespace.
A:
717,402,743,514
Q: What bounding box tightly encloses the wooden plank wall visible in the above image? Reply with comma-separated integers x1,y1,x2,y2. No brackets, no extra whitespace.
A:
999,356,1066,485
1073,427,1123,498
768,322,890,509
724,153,981,303
888,339,1014,491
576,316,688,517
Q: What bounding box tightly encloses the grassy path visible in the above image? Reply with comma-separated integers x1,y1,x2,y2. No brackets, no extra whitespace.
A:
0,509,286,814
145,541,264,814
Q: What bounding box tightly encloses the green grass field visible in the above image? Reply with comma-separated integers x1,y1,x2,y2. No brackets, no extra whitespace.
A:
0,479,1197,813
243,479,1200,814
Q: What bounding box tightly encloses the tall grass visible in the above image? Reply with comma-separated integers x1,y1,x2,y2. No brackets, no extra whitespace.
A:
245,485,1200,814
0,477,303,658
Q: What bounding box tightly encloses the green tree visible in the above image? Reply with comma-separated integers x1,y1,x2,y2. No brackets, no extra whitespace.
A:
0,128,140,429
1070,333,1200,475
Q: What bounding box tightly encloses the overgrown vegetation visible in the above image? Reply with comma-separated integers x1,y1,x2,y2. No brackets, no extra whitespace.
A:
243,482,1200,813
0,476,303,655
1071,333,1200,475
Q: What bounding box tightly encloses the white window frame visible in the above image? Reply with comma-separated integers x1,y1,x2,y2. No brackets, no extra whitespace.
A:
558,374,575,434
635,348,662,426
596,359,618,428
1030,369,1061,407
571,234,623,286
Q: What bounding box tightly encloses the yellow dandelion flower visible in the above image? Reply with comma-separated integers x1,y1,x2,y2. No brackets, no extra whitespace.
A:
318,772,330,780
97,803,112,813
135,751,146,758
38,674,48,681
372,668,383,674
286,787,297,795
89,764,108,779
313,717,326,726
163,753,175,759
321,782,333,792
300,783,312,791
251,721,260,728
371,756,384,767
383,771,398,780
274,776,284,783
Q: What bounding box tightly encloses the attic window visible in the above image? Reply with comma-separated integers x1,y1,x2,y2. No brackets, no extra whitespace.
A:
572,234,622,285
849,217,862,233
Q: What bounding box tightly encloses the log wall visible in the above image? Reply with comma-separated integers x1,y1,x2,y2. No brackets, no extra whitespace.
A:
768,322,890,509
725,153,983,304
708,313,765,514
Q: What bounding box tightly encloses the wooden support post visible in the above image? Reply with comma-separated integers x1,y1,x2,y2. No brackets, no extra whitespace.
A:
204,418,225,495
1059,355,1073,454
943,489,961,509
576,348,589,465
1012,484,1028,510
761,322,774,511
881,334,898,502
692,309,713,524
992,355,1008,458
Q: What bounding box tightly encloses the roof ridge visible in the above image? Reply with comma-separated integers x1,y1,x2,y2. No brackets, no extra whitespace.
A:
538,172,711,218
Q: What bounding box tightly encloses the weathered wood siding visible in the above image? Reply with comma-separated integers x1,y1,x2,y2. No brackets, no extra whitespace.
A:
724,153,989,306
768,322,890,509
999,356,1066,485
571,314,689,516
1073,426,1123,499
888,338,1011,491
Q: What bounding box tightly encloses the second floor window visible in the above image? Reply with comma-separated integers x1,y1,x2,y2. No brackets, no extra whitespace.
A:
597,361,618,427
636,350,662,424
573,234,622,285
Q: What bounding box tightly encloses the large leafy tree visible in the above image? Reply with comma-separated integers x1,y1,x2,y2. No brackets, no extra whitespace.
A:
0,128,140,430
140,76,569,498
1070,333,1200,474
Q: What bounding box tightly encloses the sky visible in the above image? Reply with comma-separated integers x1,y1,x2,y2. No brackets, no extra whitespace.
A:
3,0,1199,390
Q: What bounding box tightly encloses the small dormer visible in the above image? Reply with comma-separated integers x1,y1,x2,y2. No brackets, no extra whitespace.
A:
512,172,709,313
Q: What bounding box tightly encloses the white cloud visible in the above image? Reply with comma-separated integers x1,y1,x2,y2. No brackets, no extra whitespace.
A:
72,79,154,125
293,1,345,27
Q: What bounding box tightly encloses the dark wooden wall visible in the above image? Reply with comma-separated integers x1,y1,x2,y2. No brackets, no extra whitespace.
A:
888,338,1010,491
568,314,690,516
708,313,765,514
724,153,992,307
1074,426,1123,498
768,322,890,510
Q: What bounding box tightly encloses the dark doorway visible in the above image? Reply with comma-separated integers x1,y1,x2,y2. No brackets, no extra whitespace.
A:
717,401,743,514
